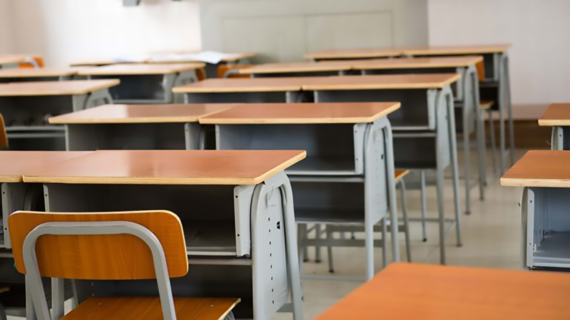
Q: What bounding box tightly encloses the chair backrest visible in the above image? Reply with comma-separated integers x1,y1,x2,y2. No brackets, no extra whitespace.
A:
476,60,486,82
18,56,44,69
0,113,7,148
217,64,252,78
196,67,207,81
9,210,189,280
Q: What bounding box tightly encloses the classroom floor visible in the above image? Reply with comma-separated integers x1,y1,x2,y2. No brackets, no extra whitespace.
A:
275,148,526,320
7,149,527,320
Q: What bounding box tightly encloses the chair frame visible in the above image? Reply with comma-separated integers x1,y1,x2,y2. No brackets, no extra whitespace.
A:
23,221,176,320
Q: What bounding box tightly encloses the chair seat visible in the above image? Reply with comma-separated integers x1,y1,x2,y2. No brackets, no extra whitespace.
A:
62,296,240,320
395,169,410,182
480,100,495,110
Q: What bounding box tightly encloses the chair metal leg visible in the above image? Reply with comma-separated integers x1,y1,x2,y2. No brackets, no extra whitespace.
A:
447,93,463,248
504,56,515,166
314,224,322,263
381,217,388,269
420,170,427,242
297,224,306,271
326,227,334,273
488,109,497,176
399,180,412,262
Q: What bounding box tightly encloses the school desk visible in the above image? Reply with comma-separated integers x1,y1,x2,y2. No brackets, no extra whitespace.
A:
354,56,487,215
49,104,234,150
23,149,306,320
0,151,91,318
302,74,463,265
538,103,570,150
0,68,77,83
0,80,118,150
501,150,570,269
316,263,570,320
403,44,514,175
201,102,402,280
77,64,203,104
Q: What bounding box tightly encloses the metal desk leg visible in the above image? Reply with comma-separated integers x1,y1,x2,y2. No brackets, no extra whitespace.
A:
381,121,400,264
278,174,304,320
551,127,564,150
503,54,515,166
420,171,428,242
520,188,528,269
472,70,486,200
445,88,463,247
462,102,472,214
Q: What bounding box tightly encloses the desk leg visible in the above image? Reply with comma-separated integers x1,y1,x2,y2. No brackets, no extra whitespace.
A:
551,127,564,150
277,174,304,320
420,171,428,242
520,188,529,269
380,120,400,264
473,71,487,200
462,99,472,214
253,174,304,320
445,88,463,248
503,54,515,166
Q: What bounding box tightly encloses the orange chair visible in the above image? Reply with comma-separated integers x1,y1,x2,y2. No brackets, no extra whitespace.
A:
217,64,252,78
18,56,44,69
476,60,486,82
0,113,7,149
9,210,240,320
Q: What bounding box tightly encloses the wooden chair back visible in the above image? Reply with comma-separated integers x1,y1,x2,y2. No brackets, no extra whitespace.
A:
9,210,188,280
476,61,486,82
19,56,44,68
0,113,7,148
217,64,252,78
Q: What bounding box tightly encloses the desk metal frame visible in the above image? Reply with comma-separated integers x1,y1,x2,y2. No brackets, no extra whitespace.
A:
38,171,303,320
311,86,462,264
360,65,486,214
214,117,399,280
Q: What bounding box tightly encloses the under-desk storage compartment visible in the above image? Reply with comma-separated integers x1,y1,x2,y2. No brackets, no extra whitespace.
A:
216,124,365,175
66,123,189,151
90,75,165,102
291,180,387,225
393,132,449,169
185,92,290,104
43,183,258,257
0,96,69,148
314,89,436,130
1,183,45,249
527,188,570,268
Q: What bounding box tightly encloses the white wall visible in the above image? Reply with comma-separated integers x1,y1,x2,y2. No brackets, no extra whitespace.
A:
8,0,202,66
428,0,570,116
0,0,14,54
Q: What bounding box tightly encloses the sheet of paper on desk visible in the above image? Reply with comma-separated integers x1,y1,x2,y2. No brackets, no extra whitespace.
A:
111,53,150,63
151,51,241,64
